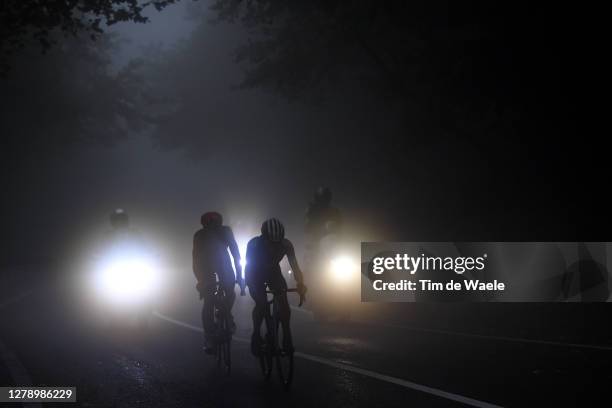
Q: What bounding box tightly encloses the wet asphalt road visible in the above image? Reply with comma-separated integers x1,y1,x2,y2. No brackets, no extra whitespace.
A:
1,271,611,408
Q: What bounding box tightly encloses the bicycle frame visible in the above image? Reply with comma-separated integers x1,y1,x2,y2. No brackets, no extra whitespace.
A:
259,286,304,389
213,282,232,374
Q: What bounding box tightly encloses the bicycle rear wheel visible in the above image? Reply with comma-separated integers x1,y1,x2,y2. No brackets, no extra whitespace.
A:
259,316,274,380
274,316,294,389
259,347,273,380
216,314,231,374
222,336,231,374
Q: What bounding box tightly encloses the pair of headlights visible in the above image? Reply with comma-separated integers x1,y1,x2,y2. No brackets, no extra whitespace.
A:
93,254,356,305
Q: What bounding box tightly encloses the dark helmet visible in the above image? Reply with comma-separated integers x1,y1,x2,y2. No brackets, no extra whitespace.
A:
314,186,332,205
261,218,285,242
110,208,129,228
201,211,223,228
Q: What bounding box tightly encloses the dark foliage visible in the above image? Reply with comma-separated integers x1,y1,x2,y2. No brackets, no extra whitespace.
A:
0,0,178,71
206,1,602,239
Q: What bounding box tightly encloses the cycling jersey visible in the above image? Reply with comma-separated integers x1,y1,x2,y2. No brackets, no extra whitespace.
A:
193,225,240,286
245,236,302,285
193,224,241,346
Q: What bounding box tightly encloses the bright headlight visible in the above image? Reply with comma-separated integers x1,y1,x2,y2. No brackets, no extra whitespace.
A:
95,256,160,304
330,256,356,283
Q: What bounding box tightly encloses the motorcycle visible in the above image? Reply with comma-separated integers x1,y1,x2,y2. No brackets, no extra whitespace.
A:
88,239,162,329
305,234,360,323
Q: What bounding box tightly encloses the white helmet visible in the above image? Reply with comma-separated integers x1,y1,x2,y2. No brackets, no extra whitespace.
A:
261,218,285,242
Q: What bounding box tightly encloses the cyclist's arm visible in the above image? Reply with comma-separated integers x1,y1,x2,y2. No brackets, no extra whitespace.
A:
225,227,242,281
192,233,204,283
284,239,304,284
244,239,254,285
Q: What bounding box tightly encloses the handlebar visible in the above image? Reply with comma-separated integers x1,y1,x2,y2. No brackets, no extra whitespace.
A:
196,280,245,299
265,287,306,307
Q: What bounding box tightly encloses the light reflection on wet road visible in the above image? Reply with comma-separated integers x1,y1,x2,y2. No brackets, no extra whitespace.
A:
1,277,610,407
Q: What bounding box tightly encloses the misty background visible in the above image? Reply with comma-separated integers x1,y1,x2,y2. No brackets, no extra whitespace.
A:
0,1,594,272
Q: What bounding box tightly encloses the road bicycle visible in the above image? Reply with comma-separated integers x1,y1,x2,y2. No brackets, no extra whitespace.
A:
258,286,305,389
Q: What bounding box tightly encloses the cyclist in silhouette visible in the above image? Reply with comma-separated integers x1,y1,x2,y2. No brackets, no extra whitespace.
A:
193,212,243,353
304,186,343,270
305,187,342,243
245,218,307,355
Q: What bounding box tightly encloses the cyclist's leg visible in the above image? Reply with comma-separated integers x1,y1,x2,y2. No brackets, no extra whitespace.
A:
219,270,237,331
249,282,267,335
248,280,266,355
201,283,216,348
271,274,293,351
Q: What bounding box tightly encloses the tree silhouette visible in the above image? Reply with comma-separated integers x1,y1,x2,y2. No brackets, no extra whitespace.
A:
0,0,178,71
1,35,157,160
211,1,570,147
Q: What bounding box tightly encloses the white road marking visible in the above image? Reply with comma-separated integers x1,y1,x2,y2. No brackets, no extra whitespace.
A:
152,312,204,334
152,311,503,408
294,352,502,408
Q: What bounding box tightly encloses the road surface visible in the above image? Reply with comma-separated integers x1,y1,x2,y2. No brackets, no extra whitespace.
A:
1,269,610,407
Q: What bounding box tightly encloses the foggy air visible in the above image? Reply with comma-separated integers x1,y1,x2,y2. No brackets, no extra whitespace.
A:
0,2,606,407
